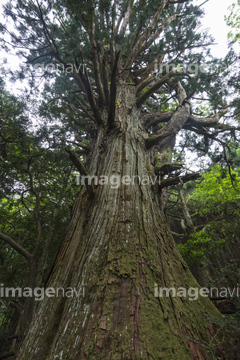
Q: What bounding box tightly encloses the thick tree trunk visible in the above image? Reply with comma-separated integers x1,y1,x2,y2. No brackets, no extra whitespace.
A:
17,85,219,360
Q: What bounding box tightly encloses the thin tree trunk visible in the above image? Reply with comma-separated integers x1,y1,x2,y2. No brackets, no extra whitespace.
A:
179,188,195,233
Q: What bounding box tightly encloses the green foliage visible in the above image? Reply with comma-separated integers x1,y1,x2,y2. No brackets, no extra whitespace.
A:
189,165,240,215
225,0,240,43
217,260,240,288
174,161,240,266
0,82,79,292
0,81,83,344
177,223,228,265
194,101,211,117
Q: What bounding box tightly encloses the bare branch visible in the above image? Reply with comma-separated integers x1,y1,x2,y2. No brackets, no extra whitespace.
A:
88,23,106,104
81,66,103,125
143,111,174,128
65,149,94,197
75,98,96,123
108,51,121,129
160,172,201,189
66,140,91,153
188,108,228,127
115,2,129,34
169,0,190,3
126,0,169,67
118,0,134,36
156,163,183,176
100,48,110,103
0,232,32,262
135,55,164,91
26,51,53,64
110,0,117,67
144,107,229,130
145,82,190,149
36,0,59,54
136,70,177,107
140,14,181,54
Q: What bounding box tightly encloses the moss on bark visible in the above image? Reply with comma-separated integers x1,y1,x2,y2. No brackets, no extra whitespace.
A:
17,86,223,360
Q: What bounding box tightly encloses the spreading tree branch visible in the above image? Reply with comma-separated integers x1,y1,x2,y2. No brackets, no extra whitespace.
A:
143,111,174,128
0,232,32,262
66,140,91,153
81,66,103,125
145,82,190,149
160,172,201,189
169,0,190,3
74,98,96,123
126,0,169,68
135,54,164,91
36,0,103,125
140,14,181,54
88,22,106,104
136,70,178,107
101,50,110,103
111,0,117,42
108,51,121,129
117,0,134,36
144,106,229,130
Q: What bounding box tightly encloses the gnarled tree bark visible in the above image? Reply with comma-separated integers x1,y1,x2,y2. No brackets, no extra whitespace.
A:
16,85,219,360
